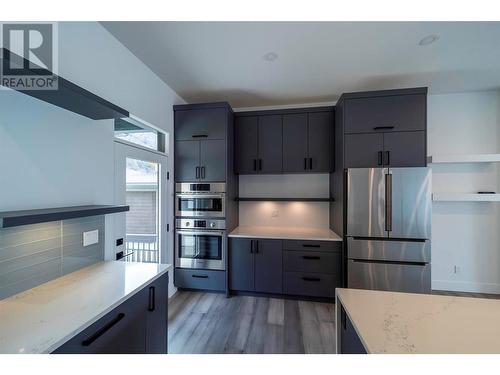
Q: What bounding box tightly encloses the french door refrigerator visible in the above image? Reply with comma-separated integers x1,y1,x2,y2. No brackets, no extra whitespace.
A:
346,167,432,293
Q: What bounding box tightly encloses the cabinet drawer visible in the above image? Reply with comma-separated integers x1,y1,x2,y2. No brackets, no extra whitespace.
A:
174,268,225,292
175,108,226,141
284,272,339,298
283,240,341,253
344,94,426,134
53,288,147,354
284,250,340,274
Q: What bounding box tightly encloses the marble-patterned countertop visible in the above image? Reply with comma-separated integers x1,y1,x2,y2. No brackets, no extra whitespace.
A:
228,226,342,242
0,261,171,354
336,288,500,354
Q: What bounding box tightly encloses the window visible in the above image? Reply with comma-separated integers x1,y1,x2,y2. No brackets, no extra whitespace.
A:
114,116,166,153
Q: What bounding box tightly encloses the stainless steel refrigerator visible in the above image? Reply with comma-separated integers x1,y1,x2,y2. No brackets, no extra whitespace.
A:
346,167,432,293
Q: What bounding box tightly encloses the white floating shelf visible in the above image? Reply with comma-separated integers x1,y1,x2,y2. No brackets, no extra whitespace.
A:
432,193,500,202
428,153,500,164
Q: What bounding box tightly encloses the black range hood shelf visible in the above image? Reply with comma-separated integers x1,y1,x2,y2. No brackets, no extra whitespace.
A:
1,48,129,120
0,205,129,229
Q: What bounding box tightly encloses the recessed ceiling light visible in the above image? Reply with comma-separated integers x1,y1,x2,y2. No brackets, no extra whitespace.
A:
419,34,439,46
263,52,278,62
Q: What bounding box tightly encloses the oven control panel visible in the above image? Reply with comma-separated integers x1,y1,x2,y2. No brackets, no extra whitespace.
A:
176,218,226,230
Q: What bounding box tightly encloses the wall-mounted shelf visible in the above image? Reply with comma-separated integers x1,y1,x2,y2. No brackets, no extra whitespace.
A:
0,48,129,120
0,205,129,229
432,193,500,202
428,154,500,164
235,197,334,202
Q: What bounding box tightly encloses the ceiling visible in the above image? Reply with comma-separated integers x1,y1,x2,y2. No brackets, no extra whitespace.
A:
101,22,500,108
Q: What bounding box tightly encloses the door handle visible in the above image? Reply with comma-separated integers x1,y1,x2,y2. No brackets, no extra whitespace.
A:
201,166,206,179
81,313,125,347
192,274,209,279
378,151,383,166
302,256,321,260
385,173,393,232
384,151,390,166
302,277,321,282
195,166,200,179
309,158,313,170
259,159,262,171
253,159,257,172
148,286,155,312
373,126,394,131
304,158,308,170
302,244,320,248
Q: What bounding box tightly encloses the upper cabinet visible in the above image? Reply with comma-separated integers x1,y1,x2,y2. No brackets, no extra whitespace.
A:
174,103,232,182
235,107,334,175
235,114,283,174
340,88,427,168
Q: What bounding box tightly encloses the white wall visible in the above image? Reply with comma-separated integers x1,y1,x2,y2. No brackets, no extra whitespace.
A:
0,22,185,297
238,174,330,228
428,91,500,293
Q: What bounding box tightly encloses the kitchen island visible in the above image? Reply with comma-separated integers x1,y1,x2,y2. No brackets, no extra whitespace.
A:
336,288,500,354
0,261,171,354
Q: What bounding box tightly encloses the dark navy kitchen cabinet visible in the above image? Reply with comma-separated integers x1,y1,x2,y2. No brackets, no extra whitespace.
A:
344,133,384,168
175,140,200,181
175,139,226,182
383,131,426,167
283,113,308,173
307,111,333,173
174,107,226,141
235,114,283,174
229,238,283,294
53,273,168,354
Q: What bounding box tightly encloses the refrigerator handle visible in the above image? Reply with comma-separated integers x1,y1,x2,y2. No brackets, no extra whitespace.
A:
385,173,393,232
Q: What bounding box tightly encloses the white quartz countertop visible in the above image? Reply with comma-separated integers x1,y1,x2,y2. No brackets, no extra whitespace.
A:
228,226,342,241
336,288,500,354
0,261,171,354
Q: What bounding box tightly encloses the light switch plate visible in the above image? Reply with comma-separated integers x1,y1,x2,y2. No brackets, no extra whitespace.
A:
83,229,99,247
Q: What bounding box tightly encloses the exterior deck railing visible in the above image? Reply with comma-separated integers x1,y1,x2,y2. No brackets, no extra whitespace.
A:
125,234,159,263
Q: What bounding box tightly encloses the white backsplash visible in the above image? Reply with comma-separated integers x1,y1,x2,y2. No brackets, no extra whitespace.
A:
238,174,330,228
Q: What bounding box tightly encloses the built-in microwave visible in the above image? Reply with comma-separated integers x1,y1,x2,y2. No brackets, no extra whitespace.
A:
175,183,225,218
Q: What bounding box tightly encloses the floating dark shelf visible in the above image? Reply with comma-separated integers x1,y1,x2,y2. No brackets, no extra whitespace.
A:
0,205,129,229
235,197,334,202
1,48,129,120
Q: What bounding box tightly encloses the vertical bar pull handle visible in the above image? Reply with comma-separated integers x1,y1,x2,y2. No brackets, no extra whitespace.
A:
384,151,390,166
250,240,254,254
201,166,206,179
195,166,200,179
385,173,393,232
253,159,257,171
148,286,156,311
309,158,313,170
304,158,308,170
377,151,383,166
255,240,259,254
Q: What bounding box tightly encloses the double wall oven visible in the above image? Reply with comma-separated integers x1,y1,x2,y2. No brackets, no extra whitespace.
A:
175,183,227,271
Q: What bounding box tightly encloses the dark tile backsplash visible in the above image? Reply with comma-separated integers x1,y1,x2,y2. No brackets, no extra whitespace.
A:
0,216,104,300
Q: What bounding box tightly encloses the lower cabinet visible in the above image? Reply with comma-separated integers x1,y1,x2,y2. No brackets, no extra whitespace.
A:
174,268,226,292
229,237,341,299
229,238,283,294
340,305,367,354
53,273,168,354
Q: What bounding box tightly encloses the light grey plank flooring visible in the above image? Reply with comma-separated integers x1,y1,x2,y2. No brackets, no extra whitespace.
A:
168,291,336,354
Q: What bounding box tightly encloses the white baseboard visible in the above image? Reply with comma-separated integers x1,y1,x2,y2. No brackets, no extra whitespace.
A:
432,279,500,294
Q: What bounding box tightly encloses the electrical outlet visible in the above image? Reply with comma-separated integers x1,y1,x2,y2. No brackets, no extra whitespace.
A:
83,229,99,247
271,210,279,217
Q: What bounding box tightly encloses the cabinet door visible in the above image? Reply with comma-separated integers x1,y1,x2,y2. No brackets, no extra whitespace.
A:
175,108,226,141
283,113,308,173
146,273,168,354
200,139,226,181
344,94,426,134
254,239,283,294
235,116,259,174
258,115,283,174
175,140,200,182
383,131,426,167
344,133,384,168
229,238,254,291
308,111,333,173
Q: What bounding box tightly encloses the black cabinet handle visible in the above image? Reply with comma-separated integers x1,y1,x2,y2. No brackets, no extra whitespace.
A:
253,159,257,171
384,151,390,166
195,166,200,179
304,158,308,170
259,159,262,171
250,240,254,254
192,134,208,138
148,286,155,312
373,126,394,130
302,244,320,248
302,277,321,282
377,151,383,166
201,166,206,179
309,158,313,170
192,274,209,279
302,255,321,260
81,313,125,347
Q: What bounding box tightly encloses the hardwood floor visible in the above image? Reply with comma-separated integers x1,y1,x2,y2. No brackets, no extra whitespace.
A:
168,291,336,354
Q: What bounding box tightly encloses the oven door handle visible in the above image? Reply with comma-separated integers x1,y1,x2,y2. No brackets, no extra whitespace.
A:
175,194,225,199
176,230,225,237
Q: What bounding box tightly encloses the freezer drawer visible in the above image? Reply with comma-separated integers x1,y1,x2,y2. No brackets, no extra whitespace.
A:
347,237,430,263
348,259,431,293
